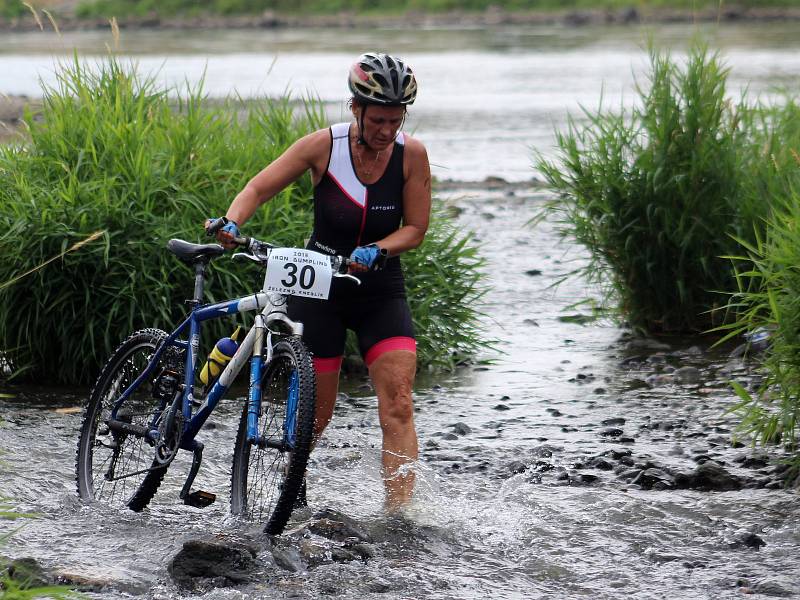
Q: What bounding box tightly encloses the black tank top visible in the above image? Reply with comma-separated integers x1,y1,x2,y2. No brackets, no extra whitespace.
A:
307,122,406,299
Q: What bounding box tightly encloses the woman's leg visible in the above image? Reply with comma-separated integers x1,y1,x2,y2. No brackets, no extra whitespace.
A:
313,365,341,441
368,348,418,509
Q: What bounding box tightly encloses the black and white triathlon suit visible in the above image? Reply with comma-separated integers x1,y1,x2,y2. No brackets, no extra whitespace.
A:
287,122,416,373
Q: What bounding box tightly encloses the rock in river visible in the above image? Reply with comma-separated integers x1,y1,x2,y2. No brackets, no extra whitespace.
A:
168,537,258,589
674,461,742,491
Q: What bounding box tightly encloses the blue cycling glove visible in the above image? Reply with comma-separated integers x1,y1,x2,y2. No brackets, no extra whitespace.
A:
205,217,240,241
220,220,240,239
350,243,387,270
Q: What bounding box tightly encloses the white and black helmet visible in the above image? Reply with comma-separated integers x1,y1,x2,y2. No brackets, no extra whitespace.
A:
348,52,417,106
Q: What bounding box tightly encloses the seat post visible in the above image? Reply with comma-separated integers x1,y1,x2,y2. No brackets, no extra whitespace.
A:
192,262,207,304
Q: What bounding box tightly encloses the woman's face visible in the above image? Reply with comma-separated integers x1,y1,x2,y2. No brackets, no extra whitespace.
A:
353,103,406,151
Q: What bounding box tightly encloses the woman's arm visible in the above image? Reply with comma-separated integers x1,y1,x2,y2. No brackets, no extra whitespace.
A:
374,136,432,256
225,129,331,227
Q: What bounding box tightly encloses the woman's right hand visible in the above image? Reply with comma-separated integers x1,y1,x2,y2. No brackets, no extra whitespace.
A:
204,217,240,249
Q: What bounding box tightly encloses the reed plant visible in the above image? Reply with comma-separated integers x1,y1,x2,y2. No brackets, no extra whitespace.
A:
537,43,799,333
719,184,800,456
0,57,486,385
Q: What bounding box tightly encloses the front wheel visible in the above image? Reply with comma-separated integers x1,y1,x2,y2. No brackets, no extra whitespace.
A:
230,336,316,535
75,329,183,511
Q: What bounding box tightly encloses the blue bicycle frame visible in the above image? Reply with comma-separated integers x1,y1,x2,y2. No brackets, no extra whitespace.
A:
110,287,304,455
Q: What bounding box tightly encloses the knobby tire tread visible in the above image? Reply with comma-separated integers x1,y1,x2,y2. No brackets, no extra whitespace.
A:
230,336,316,535
75,328,172,512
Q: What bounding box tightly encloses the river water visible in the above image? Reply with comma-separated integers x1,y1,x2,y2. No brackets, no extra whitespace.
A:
2,21,800,600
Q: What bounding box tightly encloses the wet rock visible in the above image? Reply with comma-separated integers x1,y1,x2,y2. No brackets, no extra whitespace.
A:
367,577,392,593
727,529,766,550
753,578,795,597
600,427,624,438
733,451,770,469
330,546,360,563
271,545,304,572
587,457,614,471
631,468,674,490
298,539,330,567
626,337,671,352
168,537,258,589
645,373,673,386
546,408,564,417
674,461,742,491
442,433,459,440
576,473,599,485
674,366,702,384
343,539,376,560
507,460,527,475
452,422,472,436
308,508,372,543
4,557,49,588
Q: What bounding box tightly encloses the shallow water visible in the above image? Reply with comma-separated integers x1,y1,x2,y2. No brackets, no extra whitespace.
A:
2,23,800,181
2,188,800,599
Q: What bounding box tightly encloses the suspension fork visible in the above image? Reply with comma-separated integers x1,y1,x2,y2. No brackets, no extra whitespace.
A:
246,313,267,444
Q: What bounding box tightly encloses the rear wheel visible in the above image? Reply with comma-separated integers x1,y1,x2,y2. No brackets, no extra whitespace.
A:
230,336,316,535
75,329,183,511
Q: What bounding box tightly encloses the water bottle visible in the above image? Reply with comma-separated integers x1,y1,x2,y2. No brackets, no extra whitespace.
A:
199,326,242,387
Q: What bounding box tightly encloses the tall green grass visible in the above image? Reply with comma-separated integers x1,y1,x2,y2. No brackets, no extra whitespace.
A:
0,57,487,385
720,184,800,455
537,43,800,333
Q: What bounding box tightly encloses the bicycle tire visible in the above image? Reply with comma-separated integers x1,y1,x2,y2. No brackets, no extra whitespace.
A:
230,336,316,535
75,328,183,512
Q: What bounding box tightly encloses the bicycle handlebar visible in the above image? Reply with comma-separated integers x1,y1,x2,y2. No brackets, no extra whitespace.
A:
230,235,353,275
206,217,353,274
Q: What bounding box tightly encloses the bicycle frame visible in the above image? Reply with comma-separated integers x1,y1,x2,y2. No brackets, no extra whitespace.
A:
110,288,304,454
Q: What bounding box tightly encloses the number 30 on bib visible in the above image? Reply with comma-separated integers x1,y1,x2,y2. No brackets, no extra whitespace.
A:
265,248,333,299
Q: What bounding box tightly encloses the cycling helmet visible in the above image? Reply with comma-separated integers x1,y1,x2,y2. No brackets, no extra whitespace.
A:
348,52,417,106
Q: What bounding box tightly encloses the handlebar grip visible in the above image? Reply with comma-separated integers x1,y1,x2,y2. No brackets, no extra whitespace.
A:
205,217,229,236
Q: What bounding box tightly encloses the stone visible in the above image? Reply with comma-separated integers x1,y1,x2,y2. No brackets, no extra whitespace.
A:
727,530,766,550
5,557,50,588
674,461,742,491
674,366,702,384
168,537,258,589
600,427,624,437
309,508,372,543
630,468,674,490
452,422,472,436
271,546,304,572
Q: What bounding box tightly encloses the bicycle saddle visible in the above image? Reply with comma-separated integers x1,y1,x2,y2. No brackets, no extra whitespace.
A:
167,239,225,263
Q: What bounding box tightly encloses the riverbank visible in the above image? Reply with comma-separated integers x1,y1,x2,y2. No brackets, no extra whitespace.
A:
3,5,800,31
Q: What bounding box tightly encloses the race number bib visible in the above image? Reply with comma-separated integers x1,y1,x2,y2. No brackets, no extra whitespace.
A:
265,248,333,299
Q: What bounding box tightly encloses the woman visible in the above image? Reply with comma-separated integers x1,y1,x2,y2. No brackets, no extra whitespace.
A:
210,52,431,510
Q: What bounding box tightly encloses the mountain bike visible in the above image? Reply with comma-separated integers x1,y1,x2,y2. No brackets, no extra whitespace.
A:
75,231,357,534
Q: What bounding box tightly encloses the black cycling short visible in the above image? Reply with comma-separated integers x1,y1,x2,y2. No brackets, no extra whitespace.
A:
287,290,415,372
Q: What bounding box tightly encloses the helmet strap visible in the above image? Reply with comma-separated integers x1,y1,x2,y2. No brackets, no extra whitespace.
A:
357,104,367,146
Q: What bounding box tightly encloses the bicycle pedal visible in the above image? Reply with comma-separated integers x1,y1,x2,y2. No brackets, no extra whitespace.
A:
184,490,216,508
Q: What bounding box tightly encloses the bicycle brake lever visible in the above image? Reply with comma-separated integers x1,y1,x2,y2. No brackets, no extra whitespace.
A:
334,272,361,285
231,252,262,263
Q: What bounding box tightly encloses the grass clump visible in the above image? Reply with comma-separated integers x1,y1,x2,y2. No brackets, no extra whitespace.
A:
0,57,486,385
719,183,800,457
537,42,800,334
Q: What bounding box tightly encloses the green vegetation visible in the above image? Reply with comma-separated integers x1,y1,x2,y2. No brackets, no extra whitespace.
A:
721,186,800,456
537,43,800,333
39,0,800,19
0,58,487,385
